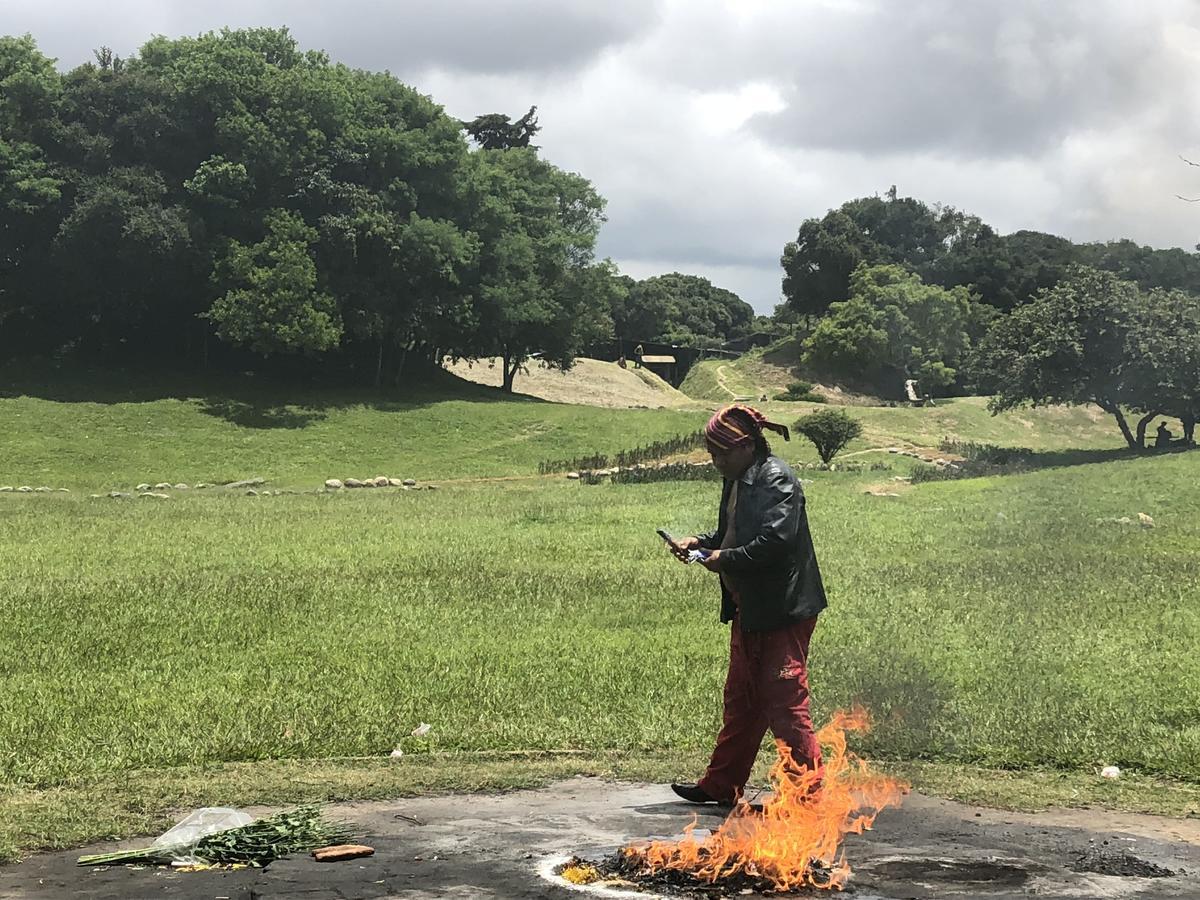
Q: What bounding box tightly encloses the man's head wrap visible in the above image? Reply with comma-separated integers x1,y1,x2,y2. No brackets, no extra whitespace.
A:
704,404,791,450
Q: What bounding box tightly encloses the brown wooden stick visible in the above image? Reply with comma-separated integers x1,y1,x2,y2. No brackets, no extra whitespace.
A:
311,844,375,862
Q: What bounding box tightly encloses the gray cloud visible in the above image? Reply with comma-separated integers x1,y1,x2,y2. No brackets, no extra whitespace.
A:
746,0,1199,157
2,0,661,75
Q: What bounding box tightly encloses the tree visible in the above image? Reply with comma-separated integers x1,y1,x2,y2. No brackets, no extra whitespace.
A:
52,167,197,355
801,264,993,396
462,106,539,150
794,408,863,465
776,189,1200,327
206,209,342,355
636,273,755,347
924,219,1020,310
974,266,1146,447
0,35,64,349
1124,288,1200,444
609,273,665,343
456,147,611,392
781,193,973,320
781,210,880,320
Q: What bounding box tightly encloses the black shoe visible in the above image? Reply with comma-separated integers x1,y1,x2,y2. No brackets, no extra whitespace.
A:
670,783,731,807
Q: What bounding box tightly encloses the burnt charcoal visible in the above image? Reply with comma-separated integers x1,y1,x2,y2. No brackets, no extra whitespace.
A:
1071,848,1176,878
590,851,843,897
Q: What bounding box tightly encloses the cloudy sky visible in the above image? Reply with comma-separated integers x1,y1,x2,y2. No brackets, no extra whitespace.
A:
7,0,1200,312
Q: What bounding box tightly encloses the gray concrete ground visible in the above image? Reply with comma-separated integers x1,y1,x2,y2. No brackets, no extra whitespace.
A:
3,778,1199,899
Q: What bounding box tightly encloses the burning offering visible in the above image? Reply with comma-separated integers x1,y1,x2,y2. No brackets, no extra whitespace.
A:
559,709,906,895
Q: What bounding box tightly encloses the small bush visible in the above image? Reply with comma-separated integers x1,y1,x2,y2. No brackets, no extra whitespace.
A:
938,438,1033,466
775,380,826,402
794,408,863,464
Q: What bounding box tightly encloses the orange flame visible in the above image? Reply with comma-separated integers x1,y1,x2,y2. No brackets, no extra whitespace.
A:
626,708,908,891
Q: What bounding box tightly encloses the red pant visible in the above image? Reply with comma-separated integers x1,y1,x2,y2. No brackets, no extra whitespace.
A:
697,615,821,803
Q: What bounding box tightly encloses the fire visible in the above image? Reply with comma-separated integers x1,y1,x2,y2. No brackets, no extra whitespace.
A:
625,708,907,891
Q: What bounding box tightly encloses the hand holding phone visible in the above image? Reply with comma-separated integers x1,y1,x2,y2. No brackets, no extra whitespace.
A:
658,529,708,564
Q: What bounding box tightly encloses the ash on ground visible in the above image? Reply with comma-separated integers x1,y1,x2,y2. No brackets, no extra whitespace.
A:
1070,847,1176,879
557,853,843,897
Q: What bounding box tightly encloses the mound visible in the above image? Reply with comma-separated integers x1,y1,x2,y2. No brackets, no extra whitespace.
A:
680,338,881,405
445,357,694,409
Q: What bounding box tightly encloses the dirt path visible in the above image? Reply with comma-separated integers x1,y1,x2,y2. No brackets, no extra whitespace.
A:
714,364,739,398
7,781,1199,899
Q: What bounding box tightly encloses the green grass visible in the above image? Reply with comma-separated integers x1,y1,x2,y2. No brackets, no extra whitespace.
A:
4,454,1197,787
679,336,803,402
0,369,705,489
1,368,1198,860
679,357,759,402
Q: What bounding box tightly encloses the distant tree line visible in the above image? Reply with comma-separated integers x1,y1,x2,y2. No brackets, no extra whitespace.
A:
780,186,1200,320
779,189,1200,444
611,272,761,349
0,29,755,390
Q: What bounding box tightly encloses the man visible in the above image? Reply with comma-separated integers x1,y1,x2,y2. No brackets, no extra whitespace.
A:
667,404,827,807
1156,421,1173,449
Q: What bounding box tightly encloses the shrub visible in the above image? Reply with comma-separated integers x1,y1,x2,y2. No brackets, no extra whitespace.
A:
775,380,826,402
794,408,863,464
938,438,1032,466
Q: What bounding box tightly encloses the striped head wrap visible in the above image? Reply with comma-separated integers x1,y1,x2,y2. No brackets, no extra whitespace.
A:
705,404,791,450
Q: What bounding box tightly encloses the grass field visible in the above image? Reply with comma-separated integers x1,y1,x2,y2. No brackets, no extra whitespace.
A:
0,367,705,489
2,369,1198,861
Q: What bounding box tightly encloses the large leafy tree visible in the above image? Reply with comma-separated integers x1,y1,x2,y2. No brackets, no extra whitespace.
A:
612,273,754,347
206,209,341,355
1124,288,1200,444
1,28,485,377
0,36,64,347
781,193,967,320
974,266,1152,447
802,264,992,395
781,209,881,320
456,147,612,392
52,166,196,355
641,273,755,347
609,274,663,343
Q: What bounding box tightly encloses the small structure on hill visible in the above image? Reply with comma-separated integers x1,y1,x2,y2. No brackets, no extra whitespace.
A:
904,378,935,407
638,354,677,384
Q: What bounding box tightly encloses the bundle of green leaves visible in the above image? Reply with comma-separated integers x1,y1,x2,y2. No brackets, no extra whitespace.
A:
77,805,353,868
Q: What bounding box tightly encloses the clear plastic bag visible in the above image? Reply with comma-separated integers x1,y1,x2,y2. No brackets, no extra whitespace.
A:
152,807,254,864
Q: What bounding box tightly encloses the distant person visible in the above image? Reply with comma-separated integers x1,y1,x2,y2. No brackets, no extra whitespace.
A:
617,355,627,369
665,404,827,808
1156,422,1173,449
634,344,644,368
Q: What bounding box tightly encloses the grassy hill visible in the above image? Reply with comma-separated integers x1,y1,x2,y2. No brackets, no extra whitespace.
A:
0,367,705,490
0,366,1131,492
680,336,808,403
681,335,880,406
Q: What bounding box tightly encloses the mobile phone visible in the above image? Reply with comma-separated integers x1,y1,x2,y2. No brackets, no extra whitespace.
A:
659,529,710,564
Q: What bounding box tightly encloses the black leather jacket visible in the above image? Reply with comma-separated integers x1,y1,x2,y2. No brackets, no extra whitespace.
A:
697,453,827,632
